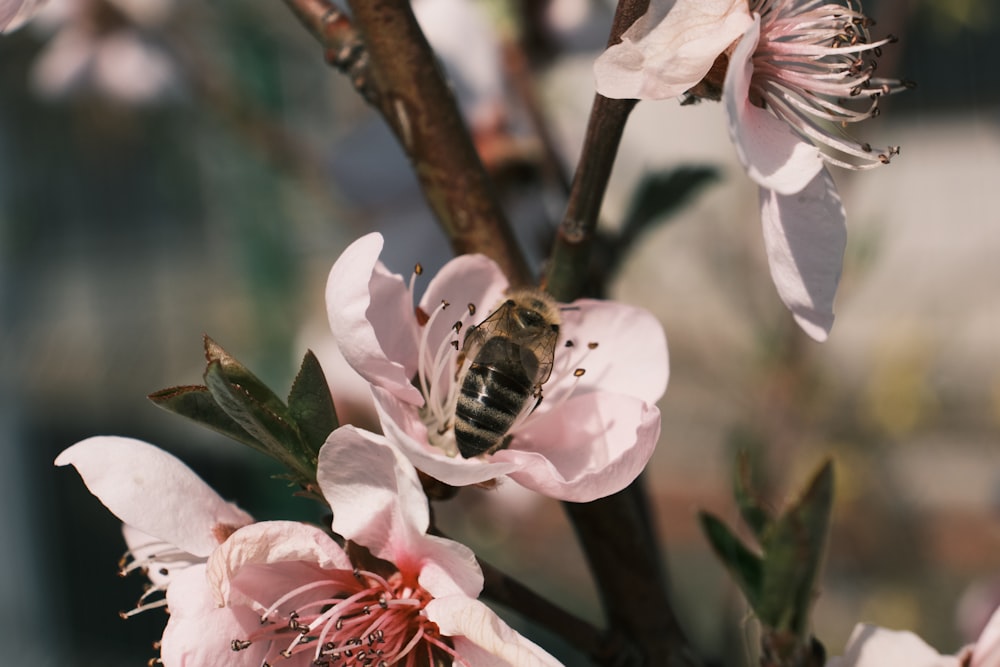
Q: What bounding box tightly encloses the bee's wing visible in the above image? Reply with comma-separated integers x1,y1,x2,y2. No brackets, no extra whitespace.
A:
461,300,515,357
525,328,559,386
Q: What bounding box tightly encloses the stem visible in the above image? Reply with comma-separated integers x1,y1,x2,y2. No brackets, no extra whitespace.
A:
478,558,627,665
564,475,701,666
544,4,699,662
541,0,649,302
285,0,532,285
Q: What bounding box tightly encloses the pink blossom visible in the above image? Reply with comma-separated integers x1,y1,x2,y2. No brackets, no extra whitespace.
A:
594,0,909,341
1,0,45,32
829,605,1000,667
326,232,667,502
54,436,254,662
28,0,179,104
206,426,563,666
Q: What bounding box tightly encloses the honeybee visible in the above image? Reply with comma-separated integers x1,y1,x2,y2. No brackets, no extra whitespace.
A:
454,288,561,458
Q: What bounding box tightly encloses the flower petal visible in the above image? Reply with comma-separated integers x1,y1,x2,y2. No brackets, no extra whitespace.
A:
122,524,200,588
55,436,252,557
416,533,484,600
418,252,509,367
317,426,429,560
372,386,524,486
327,232,423,404
594,0,753,100
827,624,961,667
546,299,668,406
426,596,562,667
1,0,44,32
160,564,266,667
501,393,661,502
724,16,823,195
974,606,1000,667
208,521,351,606
759,168,846,342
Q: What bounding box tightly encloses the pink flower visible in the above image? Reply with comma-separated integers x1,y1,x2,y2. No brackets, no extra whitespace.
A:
326,232,668,502
207,426,563,666
28,0,179,104
594,0,909,341
1,0,45,32
829,605,1000,667
54,436,254,663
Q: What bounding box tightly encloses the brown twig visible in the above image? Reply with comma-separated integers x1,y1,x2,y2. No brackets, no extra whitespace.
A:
541,0,702,663
541,0,649,302
282,0,531,285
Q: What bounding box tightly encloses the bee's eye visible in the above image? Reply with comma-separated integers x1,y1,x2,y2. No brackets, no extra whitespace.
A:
519,309,545,328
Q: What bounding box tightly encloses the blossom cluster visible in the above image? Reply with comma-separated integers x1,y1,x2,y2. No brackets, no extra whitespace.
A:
55,233,668,665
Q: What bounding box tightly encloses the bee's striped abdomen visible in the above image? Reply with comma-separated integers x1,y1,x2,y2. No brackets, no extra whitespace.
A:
455,338,536,458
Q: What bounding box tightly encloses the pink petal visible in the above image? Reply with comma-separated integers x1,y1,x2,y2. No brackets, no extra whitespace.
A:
974,606,1000,667
121,524,199,588
160,564,265,667
594,0,753,100
317,426,429,561
207,521,351,606
55,436,252,557
827,624,960,667
372,386,524,486
1,0,44,32
759,168,846,342
418,253,509,369
415,533,484,600
326,233,423,404
546,299,668,406
500,393,661,502
724,17,823,195
426,597,563,667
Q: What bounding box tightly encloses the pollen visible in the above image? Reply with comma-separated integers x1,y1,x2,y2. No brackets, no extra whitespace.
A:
747,0,911,170
232,568,466,667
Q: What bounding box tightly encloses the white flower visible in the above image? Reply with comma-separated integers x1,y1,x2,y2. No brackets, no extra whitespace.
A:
595,0,910,341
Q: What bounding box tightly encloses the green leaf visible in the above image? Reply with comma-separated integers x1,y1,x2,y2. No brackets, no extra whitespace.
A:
204,360,308,476
204,335,291,423
699,511,764,611
287,350,339,458
758,460,834,635
620,166,718,245
147,385,263,453
735,451,773,539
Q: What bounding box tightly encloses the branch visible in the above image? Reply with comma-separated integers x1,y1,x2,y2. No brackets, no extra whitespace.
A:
541,0,649,302
282,0,531,285
478,558,628,665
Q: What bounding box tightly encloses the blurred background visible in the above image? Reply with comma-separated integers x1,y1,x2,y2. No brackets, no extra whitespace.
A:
1,0,998,664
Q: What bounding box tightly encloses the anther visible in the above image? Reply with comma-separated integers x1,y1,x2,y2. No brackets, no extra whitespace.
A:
467,303,476,316
587,342,599,349
414,263,423,275
564,340,574,347
231,639,252,651
453,321,462,333
573,369,586,377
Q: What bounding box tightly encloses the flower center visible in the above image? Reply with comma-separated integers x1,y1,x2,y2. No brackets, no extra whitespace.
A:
748,0,914,168
233,568,466,666
409,285,595,458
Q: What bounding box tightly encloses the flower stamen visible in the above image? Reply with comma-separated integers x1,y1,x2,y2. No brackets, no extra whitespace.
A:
748,0,910,169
